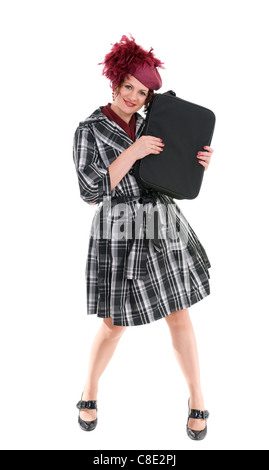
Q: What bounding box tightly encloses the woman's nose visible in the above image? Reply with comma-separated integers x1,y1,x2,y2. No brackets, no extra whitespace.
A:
128,90,137,102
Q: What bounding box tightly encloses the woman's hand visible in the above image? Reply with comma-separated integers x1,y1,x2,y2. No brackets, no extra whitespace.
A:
109,136,164,191
130,136,165,160
197,146,214,170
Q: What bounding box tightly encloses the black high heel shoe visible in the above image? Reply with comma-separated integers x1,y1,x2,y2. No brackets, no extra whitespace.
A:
76,395,98,432
186,398,209,441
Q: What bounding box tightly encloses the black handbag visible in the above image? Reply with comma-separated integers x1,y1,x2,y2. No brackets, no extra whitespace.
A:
133,90,216,200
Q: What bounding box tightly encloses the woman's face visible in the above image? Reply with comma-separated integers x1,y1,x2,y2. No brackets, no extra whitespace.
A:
113,75,149,116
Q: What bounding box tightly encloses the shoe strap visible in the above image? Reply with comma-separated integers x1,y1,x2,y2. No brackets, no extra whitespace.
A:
76,400,97,410
188,408,209,420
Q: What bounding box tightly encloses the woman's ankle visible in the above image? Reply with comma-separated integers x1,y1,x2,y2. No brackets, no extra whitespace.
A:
189,391,204,410
82,385,98,401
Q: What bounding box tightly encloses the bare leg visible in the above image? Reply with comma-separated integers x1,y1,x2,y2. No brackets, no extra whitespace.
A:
80,317,126,422
165,308,206,432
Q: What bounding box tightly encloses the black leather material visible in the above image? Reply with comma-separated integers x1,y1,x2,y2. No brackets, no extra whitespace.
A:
76,400,98,410
133,91,216,200
111,188,158,207
188,409,209,420
186,398,209,441
78,415,98,432
76,397,98,432
187,425,208,441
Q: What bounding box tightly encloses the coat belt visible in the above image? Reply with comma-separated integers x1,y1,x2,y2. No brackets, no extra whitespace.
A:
111,189,162,252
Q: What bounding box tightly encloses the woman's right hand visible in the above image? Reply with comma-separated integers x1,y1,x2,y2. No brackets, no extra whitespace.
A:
130,136,165,160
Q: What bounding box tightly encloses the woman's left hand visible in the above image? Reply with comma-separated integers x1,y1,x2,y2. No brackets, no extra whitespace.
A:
197,146,214,170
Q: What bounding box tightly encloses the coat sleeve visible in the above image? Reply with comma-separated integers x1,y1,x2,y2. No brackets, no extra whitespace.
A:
73,124,112,204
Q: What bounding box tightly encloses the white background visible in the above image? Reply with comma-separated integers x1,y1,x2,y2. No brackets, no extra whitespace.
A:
1,0,269,451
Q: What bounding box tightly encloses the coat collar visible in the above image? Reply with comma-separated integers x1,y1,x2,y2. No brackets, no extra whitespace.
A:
79,107,145,153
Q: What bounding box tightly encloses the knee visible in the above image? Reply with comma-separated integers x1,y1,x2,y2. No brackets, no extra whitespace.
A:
165,308,190,329
102,318,127,339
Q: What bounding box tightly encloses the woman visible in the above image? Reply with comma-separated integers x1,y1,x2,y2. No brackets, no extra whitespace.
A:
73,35,214,441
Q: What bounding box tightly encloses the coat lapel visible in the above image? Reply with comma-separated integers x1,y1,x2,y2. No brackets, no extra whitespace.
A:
94,118,133,153
84,107,145,155
135,112,145,140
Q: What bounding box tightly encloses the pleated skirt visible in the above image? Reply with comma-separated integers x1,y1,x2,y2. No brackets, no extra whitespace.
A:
85,201,211,327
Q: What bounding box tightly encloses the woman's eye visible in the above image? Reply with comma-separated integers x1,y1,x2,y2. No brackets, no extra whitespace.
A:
124,85,146,96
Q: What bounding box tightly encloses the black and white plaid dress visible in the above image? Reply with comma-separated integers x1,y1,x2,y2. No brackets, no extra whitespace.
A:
73,107,211,327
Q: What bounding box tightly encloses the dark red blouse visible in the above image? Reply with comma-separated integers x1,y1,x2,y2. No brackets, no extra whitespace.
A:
101,103,136,142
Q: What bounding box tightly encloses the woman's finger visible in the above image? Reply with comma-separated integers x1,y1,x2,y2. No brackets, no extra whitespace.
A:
152,145,164,153
147,136,163,144
151,139,164,147
197,154,210,161
198,159,209,170
198,150,212,157
203,146,214,153
150,143,164,151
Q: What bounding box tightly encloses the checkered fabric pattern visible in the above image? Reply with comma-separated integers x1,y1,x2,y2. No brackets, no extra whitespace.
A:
73,107,211,326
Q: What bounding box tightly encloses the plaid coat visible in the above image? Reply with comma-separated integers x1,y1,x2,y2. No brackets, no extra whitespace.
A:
73,107,211,326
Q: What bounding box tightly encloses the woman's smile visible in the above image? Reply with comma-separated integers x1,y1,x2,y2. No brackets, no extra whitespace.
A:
124,99,136,108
